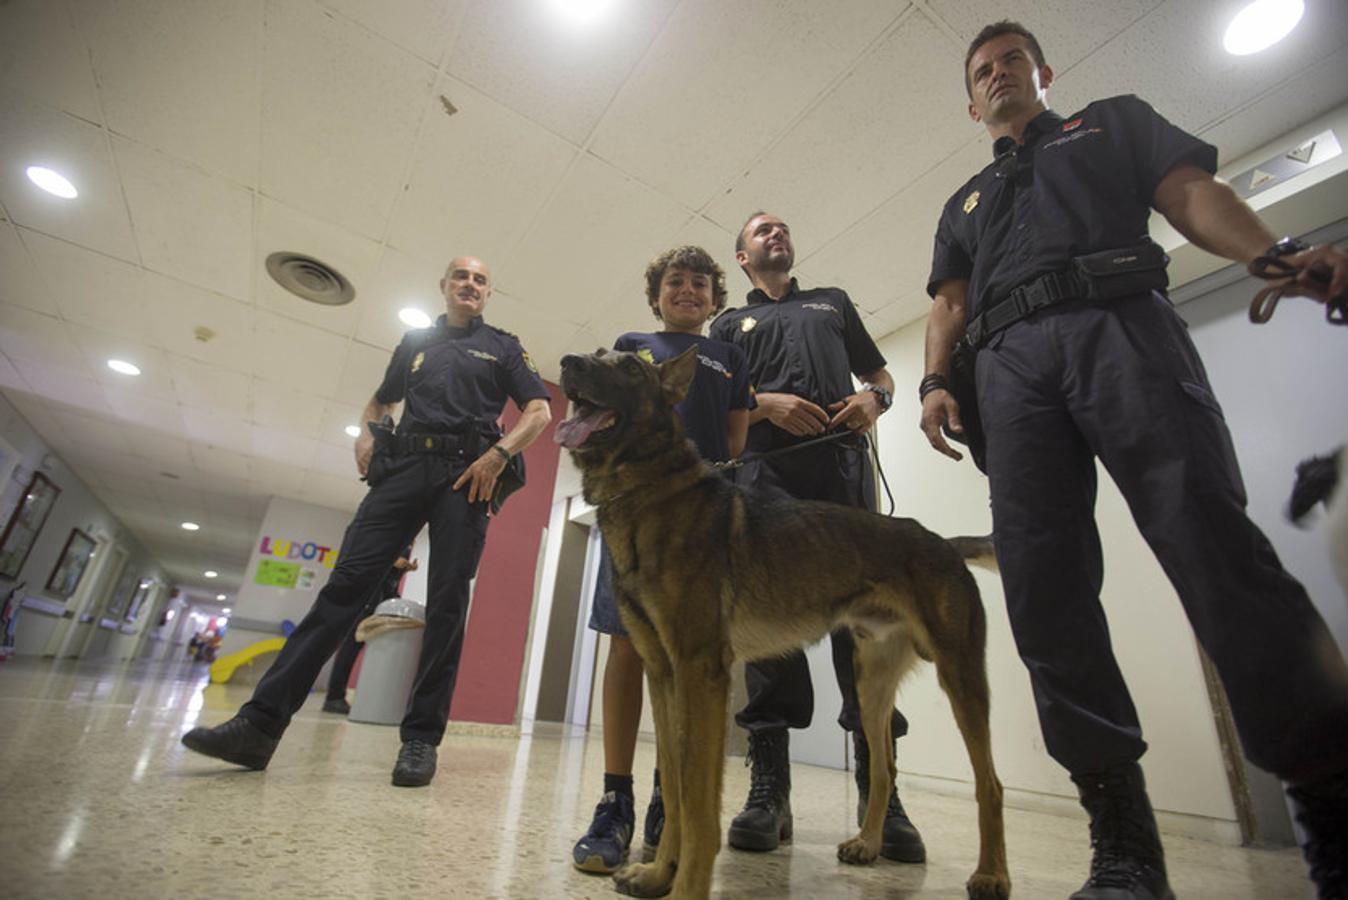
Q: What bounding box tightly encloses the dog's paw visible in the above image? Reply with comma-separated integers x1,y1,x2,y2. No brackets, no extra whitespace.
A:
613,862,674,898
966,871,1011,899
836,834,880,866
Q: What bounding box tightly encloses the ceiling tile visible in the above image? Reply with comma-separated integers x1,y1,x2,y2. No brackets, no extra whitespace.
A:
704,12,975,249
169,356,251,419
52,408,133,454
20,227,154,338
447,0,680,145
0,0,102,123
189,443,253,481
180,407,254,456
251,379,327,436
251,423,318,467
141,275,255,370
0,303,86,368
101,386,187,435
318,400,367,449
384,73,577,267
501,153,690,325
6,359,102,414
0,94,139,262
75,0,263,185
0,225,57,316
255,196,382,337
113,135,255,300
352,246,444,352
311,440,357,479
333,339,393,407
589,0,913,208
260,0,436,239
317,0,464,65
66,320,178,401
249,310,351,397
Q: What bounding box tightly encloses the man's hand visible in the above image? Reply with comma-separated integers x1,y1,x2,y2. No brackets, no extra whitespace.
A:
354,433,374,476
919,390,964,461
827,390,882,434
453,449,508,504
756,392,829,436
1277,244,1348,305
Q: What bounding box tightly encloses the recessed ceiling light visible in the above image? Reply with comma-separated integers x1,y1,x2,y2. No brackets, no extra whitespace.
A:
344,425,362,438
107,359,141,376
204,570,218,578
26,165,78,199
222,607,231,615
181,522,200,531
216,594,226,601
546,0,617,27
1224,0,1304,55
399,307,432,328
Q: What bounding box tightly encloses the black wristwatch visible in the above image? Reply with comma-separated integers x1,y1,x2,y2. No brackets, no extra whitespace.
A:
1265,236,1310,259
862,383,892,412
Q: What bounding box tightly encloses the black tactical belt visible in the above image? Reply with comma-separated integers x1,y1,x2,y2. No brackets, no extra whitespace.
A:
964,268,1087,349
393,433,472,455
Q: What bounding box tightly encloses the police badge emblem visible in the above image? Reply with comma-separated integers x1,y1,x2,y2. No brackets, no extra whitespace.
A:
963,191,980,214
636,348,656,364
741,316,757,333
411,351,425,373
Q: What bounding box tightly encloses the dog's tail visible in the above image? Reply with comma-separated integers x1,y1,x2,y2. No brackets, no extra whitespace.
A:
948,534,998,573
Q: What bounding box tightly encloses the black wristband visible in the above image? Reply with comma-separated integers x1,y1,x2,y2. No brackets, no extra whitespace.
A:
491,444,512,463
918,373,950,401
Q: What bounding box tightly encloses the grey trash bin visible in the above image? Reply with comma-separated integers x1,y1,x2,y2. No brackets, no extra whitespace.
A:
348,596,426,726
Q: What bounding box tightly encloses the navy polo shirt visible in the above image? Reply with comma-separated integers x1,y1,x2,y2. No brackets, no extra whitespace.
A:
375,314,550,435
613,331,754,463
710,282,885,433
928,94,1217,320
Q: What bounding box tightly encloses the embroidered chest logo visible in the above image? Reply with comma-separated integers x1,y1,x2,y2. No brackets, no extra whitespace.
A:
636,348,656,364
1042,127,1103,151
800,302,839,315
467,349,498,362
411,351,425,373
963,190,980,214
741,316,757,333
697,354,734,380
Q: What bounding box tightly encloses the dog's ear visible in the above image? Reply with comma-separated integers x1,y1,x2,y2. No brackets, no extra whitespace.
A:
659,345,699,407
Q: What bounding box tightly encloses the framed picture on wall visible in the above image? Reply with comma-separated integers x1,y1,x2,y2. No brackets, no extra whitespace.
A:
45,528,96,599
0,472,62,580
125,580,153,622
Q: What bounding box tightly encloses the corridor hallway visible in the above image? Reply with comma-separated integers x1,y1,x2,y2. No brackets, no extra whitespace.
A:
0,656,1315,899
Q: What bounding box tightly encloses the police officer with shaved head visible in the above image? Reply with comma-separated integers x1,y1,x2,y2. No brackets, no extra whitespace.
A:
182,256,552,788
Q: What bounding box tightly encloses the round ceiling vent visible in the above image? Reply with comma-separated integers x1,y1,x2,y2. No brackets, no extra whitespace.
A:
265,252,355,306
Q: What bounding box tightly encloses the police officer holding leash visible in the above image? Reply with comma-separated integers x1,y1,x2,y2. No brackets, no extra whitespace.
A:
183,256,551,788
710,212,925,865
920,21,1348,900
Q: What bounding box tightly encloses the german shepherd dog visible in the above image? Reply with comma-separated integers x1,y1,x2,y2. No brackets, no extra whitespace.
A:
556,347,1010,900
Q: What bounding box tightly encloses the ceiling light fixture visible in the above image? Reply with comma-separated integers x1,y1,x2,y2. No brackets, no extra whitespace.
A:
344,425,362,438
217,594,226,601
204,570,218,578
399,308,432,328
181,522,200,531
1224,0,1304,55
107,359,141,376
546,0,617,28
26,165,78,199
222,608,231,615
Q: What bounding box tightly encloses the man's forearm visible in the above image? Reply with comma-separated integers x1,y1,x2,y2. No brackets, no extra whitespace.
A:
497,399,551,456
361,395,398,427
924,287,968,379
1155,166,1276,264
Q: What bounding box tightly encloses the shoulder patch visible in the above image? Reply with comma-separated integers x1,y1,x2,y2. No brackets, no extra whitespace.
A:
522,351,538,373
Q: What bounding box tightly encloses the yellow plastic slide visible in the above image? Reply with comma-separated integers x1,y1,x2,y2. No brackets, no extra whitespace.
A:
209,637,287,684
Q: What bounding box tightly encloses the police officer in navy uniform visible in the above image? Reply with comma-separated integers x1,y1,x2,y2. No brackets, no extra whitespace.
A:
183,256,552,788
709,213,925,864
919,22,1348,899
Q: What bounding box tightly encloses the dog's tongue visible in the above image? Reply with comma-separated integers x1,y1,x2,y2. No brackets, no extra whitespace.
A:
555,405,615,449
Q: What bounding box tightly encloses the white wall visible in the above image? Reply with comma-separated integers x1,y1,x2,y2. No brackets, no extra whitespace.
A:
0,392,168,657
219,495,350,657
868,320,1239,838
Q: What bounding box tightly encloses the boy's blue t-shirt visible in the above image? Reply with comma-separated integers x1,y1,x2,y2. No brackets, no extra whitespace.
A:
613,331,755,463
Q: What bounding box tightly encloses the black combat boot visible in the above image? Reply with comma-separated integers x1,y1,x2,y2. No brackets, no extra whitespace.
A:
391,739,438,787
1070,763,1174,900
1286,769,1348,899
854,734,927,863
728,729,793,852
181,716,279,770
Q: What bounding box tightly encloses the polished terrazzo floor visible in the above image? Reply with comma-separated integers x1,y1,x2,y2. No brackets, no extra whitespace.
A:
0,655,1314,899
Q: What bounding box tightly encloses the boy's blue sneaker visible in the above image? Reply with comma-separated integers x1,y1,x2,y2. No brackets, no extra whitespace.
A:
640,784,664,862
572,790,635,874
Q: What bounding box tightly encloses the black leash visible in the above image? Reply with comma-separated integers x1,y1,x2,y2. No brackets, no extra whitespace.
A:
712,429,896,516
